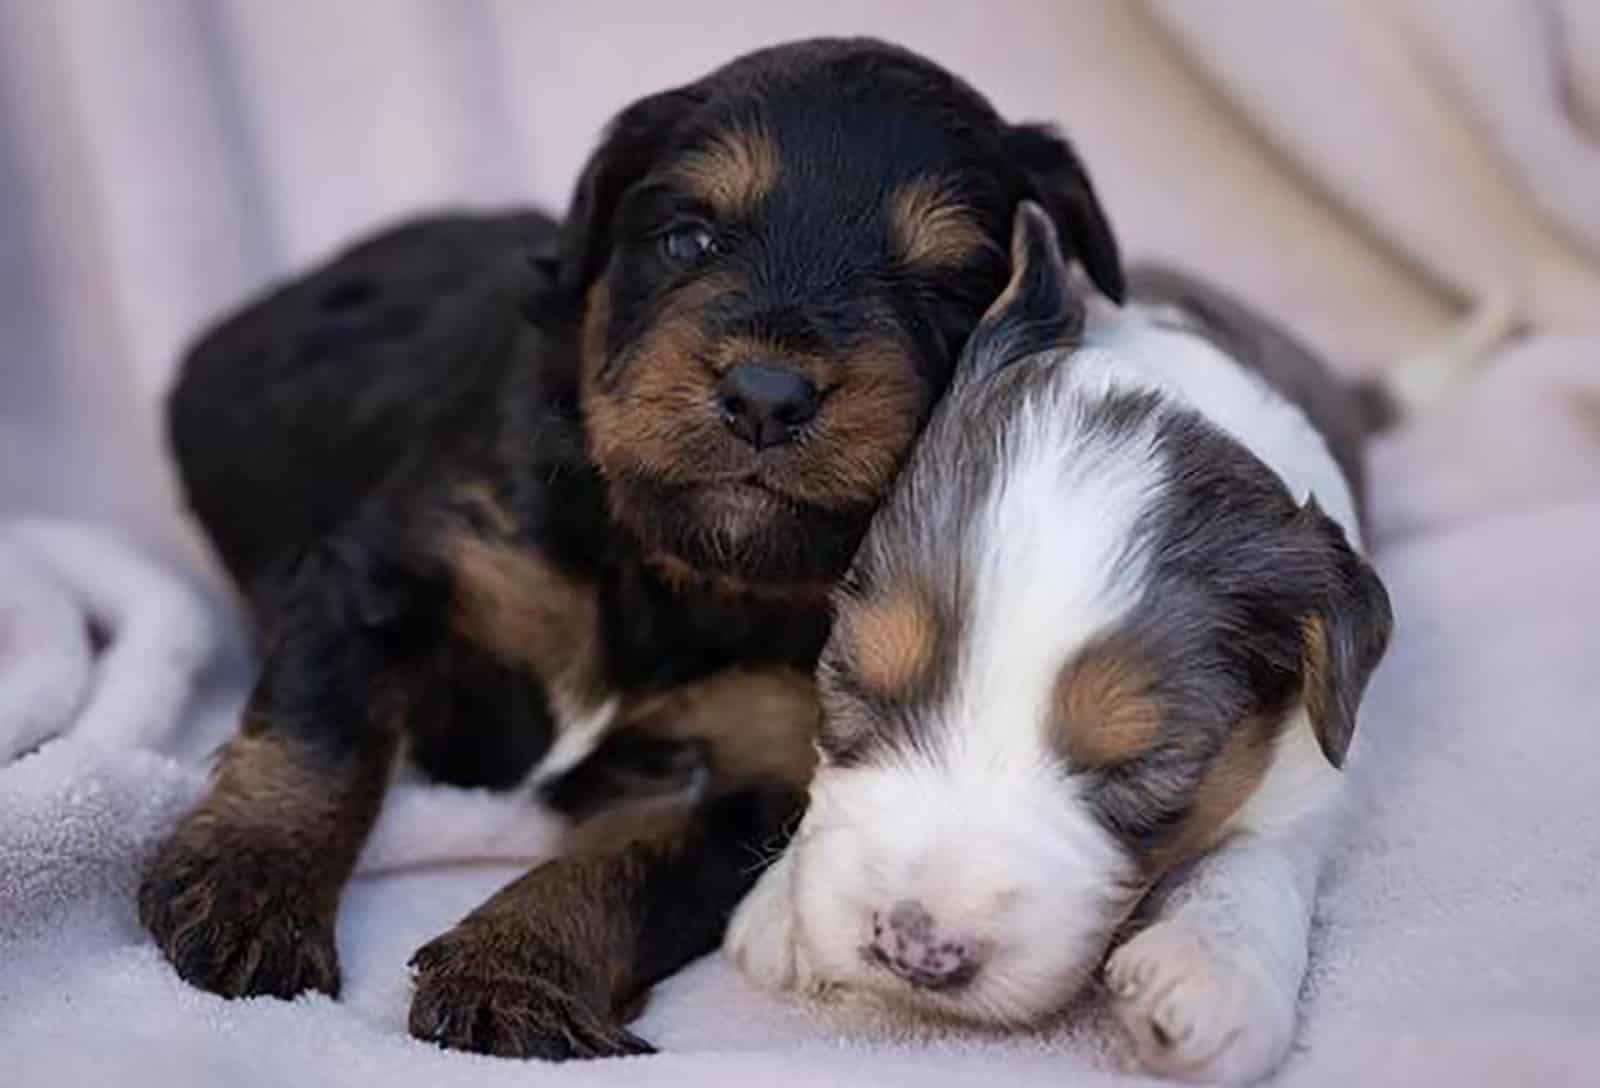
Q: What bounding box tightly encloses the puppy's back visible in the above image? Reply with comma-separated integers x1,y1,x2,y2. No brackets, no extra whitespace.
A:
168,211,560,602
1124,263,1369,518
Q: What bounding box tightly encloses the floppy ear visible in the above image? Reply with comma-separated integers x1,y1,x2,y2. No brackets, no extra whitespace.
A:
958,201,1083,383
1005,123,1124,303
1295,499,1394,768
554,88,703,297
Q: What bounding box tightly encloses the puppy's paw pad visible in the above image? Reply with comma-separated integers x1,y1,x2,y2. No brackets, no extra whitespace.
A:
138,826,339,999
1106,921,1293,1085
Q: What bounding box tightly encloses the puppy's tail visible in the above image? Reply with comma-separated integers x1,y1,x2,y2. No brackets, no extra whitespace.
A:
1353,292,1520,432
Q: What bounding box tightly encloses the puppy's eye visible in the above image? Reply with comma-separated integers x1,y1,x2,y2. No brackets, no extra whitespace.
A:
661,222,718,264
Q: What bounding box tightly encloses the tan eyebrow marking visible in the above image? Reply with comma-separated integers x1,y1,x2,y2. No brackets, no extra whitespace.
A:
844,584,942,699
673,123,780,216
1053,648,1161,767
889,177,999,270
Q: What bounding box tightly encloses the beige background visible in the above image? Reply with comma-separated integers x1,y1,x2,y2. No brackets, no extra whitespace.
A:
3,0,1597,587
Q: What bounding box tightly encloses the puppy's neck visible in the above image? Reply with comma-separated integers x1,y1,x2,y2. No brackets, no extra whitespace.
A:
636,547,834,608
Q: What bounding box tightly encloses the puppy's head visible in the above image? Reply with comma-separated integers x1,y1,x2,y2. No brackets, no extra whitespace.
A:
783,205,1392,1024
555,39,1122,590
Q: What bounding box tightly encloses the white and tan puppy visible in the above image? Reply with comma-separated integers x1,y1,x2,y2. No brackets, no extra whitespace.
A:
725,203,1393,1084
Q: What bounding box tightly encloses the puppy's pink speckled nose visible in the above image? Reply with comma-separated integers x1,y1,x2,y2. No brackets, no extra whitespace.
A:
864,900,983,991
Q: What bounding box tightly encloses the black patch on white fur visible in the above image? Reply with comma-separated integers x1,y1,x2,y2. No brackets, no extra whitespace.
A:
1125,263,1372,528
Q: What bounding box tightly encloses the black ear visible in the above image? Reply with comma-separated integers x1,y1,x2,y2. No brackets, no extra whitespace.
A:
1005,123,1124,303
554,88,703,298
958,201,1083,382
1295,499,1394,768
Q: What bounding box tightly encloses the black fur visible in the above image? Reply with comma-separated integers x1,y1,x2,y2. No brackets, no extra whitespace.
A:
145,37,1125,1057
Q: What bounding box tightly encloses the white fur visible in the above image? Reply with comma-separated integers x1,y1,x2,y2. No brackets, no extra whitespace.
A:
1107,709,1344,1082
735,372,1168,1024
728,305,1360,1082
530,694,619,786
1084,296,1363,547
1076,307,1359,1080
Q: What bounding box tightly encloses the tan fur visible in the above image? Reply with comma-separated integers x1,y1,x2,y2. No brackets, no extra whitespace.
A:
889,177,998,270
569,667,820,854
453,480,516,536
1144,716,1277,874
641,548,832,605
581,277,729,483
582,275,924,516
1300,615,1331,738
204,730,383,831
140,727,398,996
674,124,780,216
790,339,925,508
409,846,645,1044
844,586,942,699
444,531,607,712
1053,650,1161,766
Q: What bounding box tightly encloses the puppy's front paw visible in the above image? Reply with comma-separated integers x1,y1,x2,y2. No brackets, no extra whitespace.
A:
723,855,814,994
408,927,653,1061
138,819,340,999
1105,921,1295,1085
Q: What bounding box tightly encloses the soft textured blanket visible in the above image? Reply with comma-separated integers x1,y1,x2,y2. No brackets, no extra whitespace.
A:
5,345,1600,1086
5,2,1600,1084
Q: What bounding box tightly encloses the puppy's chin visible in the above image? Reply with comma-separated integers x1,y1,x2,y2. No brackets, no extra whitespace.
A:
608,474,869,590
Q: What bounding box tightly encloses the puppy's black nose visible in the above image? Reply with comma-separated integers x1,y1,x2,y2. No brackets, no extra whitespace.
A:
716,363,819,450
865,900,982,991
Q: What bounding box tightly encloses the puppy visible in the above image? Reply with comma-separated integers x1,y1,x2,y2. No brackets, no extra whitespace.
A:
726,204,1393,1084
140,39,1124,1060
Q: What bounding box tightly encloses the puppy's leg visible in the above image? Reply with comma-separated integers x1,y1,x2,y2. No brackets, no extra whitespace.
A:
408,783,802,1058
1107,733,1342,1085
723,841,816,994
409,665,818,1058
139,531,432,998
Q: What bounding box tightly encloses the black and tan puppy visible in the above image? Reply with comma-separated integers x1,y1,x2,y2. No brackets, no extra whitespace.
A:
140,37,1123,1058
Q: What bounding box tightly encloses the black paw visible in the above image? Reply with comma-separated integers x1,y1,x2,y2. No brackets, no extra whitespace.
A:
408,930,653,1060
138,819,340,999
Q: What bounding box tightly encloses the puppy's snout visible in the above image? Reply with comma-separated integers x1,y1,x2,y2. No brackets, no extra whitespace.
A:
717,362,819,449
864,899,984,991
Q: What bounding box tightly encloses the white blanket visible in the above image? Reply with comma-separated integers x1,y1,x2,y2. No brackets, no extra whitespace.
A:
5,343,1600,1086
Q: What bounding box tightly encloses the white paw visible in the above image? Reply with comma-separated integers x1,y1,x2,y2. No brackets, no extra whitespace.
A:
1105,921,1296,1085
723,854,815,994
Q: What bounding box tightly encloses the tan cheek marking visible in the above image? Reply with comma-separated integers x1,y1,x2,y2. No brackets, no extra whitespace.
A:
584,313,715,480
788,339,924,508
889,178,998,271
443,532,606,710
674,125,780,217
845,586,941,699
581,276,734,482
1144,716,1278,875
1053,650,1161,767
